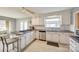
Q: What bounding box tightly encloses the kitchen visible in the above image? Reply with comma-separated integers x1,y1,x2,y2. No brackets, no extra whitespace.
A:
0,7,79,52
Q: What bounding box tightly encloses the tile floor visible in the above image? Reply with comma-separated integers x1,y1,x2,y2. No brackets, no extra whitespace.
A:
24,40,69,52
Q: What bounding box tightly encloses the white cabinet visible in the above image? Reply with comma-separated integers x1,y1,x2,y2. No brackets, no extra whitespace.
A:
35,31,39,39
30,31,35,40
25,32,30,45
59,33,70,44
32,16,39,25
20,31,35,50
60,33,74,44
46,32,73,44
46,32,59,43
25,31,35,46
20,34,26,49
32,16,44,25
39,17,44,25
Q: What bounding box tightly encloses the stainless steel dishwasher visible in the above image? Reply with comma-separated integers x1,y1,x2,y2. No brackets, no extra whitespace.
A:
39,30,46,41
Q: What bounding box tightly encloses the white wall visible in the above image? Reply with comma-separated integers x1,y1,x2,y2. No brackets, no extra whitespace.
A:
16,18,30,31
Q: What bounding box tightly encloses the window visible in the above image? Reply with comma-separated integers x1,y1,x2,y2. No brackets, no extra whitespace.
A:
20,22,24,30
45,16,62,28
0,20,6,31
24,22,28,30
20,21,28,31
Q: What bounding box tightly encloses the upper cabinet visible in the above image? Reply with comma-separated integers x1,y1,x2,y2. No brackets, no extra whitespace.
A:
31,16,44,25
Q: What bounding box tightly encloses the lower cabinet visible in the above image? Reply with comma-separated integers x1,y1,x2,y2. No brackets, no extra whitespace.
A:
20,31,35,51
20,34,26,49
35,31,39,39
46,32,59,43
59,33,70,44
46,32,73,45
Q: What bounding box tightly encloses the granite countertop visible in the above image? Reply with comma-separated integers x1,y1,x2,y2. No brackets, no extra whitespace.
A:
13,29,34,35
46,30,73,33
45,28,74,33
71,36,79,43
19,29,33,33
35,28,73,33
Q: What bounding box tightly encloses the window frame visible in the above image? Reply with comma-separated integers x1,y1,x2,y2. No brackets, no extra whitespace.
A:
19,21,28,31
44,15,62,28
0,20,7,31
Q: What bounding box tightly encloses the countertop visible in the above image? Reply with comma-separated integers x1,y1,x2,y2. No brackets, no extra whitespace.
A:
71,36,79,43
46,30,73,33
20,29,33,32
12,29,34,35
45,28,74,33
34,28,73,33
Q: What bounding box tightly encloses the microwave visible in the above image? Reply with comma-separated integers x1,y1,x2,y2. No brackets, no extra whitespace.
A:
76,30,79,37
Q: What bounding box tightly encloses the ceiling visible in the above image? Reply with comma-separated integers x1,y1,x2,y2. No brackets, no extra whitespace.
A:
0,7,32,19
26,7,72,14
0,7,72,19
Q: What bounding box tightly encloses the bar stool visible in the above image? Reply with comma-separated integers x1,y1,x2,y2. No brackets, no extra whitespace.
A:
2,34,19,52
0,31,8,52
0,36,5,52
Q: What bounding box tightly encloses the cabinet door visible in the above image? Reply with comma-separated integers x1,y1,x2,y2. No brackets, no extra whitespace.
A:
46,32,51,41
31,17,36,25
21,35,26,49
39,17,44,25
59,33,69,44
25,33,31,45
51,32,59,43
35,31,39,39
31,31,35,40
32,31,35,39
46,32,59,43
75,42,79,52
32,17,40,25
